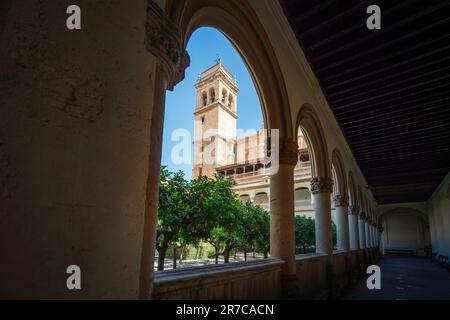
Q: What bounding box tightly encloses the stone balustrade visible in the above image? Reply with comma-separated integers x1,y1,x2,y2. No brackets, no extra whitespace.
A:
153,258,284,300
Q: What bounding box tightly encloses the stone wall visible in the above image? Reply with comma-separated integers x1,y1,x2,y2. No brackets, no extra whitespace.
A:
427,172,450,257
295,253,328,299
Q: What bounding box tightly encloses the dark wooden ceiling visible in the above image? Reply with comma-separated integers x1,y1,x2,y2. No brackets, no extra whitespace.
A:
280,0,450,204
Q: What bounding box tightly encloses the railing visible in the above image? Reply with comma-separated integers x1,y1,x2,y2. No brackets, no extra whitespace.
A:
226,162,312,182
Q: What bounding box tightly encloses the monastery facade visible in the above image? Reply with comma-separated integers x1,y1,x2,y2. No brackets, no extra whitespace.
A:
192,61,314,217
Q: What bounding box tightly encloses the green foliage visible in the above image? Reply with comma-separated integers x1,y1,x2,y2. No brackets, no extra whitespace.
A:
156,167,272,268
295,215,315,254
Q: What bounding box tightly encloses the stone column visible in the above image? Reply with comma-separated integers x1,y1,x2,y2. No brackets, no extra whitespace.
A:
270,139,298,298
370,224,375,247
365,220,371,248
140,1,190,299
358,214,367,249
311,177,334,256
333,195,349,251
348,206,360,250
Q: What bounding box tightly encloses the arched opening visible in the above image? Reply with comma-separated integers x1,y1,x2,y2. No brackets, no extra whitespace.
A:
222,88,228,104
209,87,215,104
331,149,348,251
295,187,311,210
157,25,274,272
228,95,234,110
380,208,431,256
201,91,207,107
296,104,332,255
239,194,250,203
140,0,294,299
253,192,269,210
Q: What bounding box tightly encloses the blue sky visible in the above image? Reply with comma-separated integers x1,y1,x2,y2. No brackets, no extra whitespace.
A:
161,27,263,179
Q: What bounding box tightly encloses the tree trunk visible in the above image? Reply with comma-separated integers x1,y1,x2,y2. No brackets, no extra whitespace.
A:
172,246,177,269
224,248,230,263
215,247,219,264
264,250,268,259
244,250,247,261
253,251,256,258
157,245,168,271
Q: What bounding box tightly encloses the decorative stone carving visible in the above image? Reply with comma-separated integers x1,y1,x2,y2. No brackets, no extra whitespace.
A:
310,177,333,194
333,195,348,207
264,137,298,165
145,0,190,90
348,205,358,215
279,139,299,166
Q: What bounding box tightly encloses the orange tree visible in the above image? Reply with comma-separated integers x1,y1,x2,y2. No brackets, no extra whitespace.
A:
156,167,191,270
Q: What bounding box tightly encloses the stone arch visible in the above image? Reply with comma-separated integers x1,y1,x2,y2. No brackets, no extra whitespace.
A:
201,91,207,106
295,104,330,179
239,194,250,203
348,171,357,207
222,88,228,104
379,207,431,255
331,149,347,197
295,187,311,209
168,0,293,140
254,192,269,210
357,186,363,214
209,87,215,103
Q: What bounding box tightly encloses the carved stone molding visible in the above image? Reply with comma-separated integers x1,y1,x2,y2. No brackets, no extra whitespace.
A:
348,205,359,215
279,139,299,166
333,195,348,207
310,177,333,194
145,0,190,90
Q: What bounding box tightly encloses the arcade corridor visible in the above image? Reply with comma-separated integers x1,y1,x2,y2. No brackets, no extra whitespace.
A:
343,255,450,300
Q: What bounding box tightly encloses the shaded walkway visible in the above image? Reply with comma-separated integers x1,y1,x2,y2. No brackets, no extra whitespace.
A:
343,254,450,300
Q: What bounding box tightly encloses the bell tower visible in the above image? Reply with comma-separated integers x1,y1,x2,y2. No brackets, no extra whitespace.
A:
192,59,239,178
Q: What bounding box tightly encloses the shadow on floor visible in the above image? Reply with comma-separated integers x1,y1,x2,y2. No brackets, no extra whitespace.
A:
342,254,450,300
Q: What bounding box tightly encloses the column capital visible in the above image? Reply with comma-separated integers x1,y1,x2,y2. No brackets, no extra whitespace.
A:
348,205,359,215
145,0,190,90
332,195,349,207
278,139,299,166
310,177,333,194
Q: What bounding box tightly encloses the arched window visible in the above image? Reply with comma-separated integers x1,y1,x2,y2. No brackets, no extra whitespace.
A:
202,92,207,107
209,88,215,103
228,95,233,109
239,194,250,203
254,192,269,210
222,89,228,104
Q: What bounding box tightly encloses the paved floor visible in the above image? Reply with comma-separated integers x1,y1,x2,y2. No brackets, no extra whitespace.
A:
343,254,450,300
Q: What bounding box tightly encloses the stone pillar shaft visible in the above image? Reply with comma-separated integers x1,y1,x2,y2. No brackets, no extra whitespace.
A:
270,163,296,275
270,139,298,279
358,217,366,249
334,195,349,251
311,177,333,256
348,206,360,250
364,221,370,248
139,65,167,299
